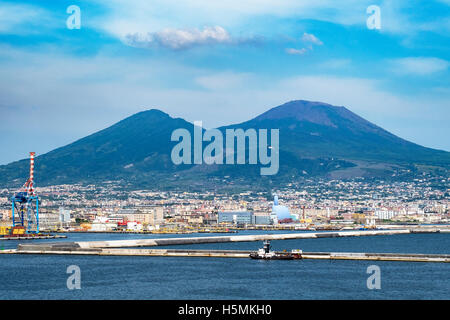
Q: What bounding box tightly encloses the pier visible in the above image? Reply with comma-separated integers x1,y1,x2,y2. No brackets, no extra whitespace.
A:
3,229,448,263
17,229,413,251
3,247,449,263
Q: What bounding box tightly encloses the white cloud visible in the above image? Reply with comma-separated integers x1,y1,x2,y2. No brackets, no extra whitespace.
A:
0,3,54,34
285,48,307,55
95,0,449,38
285,32,322,56
301,32,323,45
390,57,449,75
125,26,232,49
91,0,372,39
1,0,446,40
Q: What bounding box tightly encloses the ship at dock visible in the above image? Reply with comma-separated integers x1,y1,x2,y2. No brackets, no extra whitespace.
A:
249,240,302,260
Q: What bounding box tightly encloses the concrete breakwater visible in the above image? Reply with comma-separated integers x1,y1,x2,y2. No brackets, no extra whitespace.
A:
18,229,412,251
7,247,450,263
301,252,450,263
9,229,449,262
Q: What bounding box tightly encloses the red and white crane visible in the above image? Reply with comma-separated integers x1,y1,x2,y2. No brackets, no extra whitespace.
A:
12,152,40,233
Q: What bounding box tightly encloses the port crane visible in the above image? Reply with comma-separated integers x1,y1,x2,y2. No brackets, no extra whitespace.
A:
11,152,39,233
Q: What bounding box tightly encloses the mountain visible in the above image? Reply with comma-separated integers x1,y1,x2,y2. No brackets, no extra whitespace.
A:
0,109,196,187
223,100,450,164
0,100,449,189
218,100,450,180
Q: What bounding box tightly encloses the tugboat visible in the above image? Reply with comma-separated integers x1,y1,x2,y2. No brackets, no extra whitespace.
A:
249,240,302,260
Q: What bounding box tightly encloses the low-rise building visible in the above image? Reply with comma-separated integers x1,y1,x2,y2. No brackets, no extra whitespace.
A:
116,206,164,225
218,211,252,225
251,212,271,225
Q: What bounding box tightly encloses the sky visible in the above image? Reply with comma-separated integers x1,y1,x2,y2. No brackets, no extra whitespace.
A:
0,0,449,165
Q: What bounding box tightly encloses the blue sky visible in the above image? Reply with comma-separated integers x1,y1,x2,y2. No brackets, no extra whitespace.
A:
0,0,449,165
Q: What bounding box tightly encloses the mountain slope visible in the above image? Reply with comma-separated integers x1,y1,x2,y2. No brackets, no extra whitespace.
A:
0,109,195,186
0,100,448,188
222,100,449,165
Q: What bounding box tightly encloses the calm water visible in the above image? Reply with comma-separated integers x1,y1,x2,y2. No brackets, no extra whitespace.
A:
0,231,449,299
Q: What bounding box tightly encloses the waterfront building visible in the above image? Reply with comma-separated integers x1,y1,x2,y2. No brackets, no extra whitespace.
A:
59,207,71,223
39,210,60,230
218,211,253,224
117,206,164,225
252,213,271,225
375,209,398,220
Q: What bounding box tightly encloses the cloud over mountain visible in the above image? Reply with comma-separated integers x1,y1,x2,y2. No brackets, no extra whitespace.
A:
124,26,232,49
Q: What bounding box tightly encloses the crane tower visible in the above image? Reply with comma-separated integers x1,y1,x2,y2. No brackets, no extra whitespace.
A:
11,152,39,233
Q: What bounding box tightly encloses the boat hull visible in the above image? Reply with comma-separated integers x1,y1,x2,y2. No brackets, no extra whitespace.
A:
249,253,298,260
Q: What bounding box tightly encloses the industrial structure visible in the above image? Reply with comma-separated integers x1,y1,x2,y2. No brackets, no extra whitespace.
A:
11,152,39,233
271,194,291,222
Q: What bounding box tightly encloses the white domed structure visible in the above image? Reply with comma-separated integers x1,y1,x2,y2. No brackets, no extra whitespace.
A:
272,195,291,220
